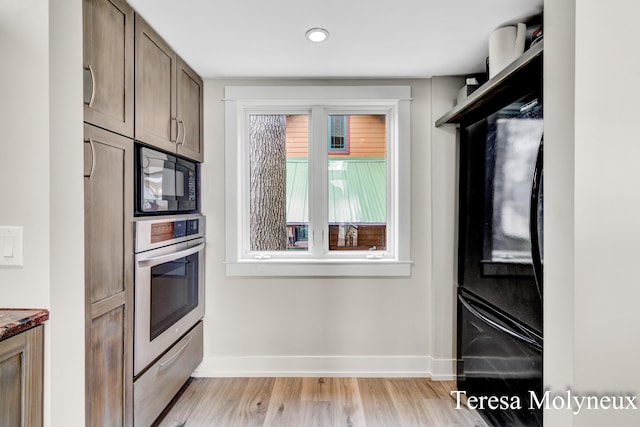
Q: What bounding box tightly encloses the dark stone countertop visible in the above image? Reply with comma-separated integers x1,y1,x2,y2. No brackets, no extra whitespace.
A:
0,309,49,341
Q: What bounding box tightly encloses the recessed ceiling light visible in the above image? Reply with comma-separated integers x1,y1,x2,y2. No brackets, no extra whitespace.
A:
306,27,329,43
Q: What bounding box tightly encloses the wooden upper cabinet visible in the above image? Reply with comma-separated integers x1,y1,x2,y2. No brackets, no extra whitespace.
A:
134,14,177,154
135,14,204,162
177,59,204,162
83,0,134,138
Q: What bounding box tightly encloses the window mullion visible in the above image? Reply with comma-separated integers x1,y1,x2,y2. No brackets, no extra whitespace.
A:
309,106,328,256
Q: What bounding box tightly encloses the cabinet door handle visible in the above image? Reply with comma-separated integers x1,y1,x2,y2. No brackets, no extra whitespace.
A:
84,138,95,179
177,119,186,145
176,118,184,145
83,65,95,107
171,117,178,143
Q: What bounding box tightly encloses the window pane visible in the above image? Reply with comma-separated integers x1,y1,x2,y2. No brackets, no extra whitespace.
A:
328,114,386,251
328,115,347,152
249,114,308,251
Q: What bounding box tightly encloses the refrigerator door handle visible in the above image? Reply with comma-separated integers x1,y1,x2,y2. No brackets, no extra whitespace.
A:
459,293,542,351
530,137,544,300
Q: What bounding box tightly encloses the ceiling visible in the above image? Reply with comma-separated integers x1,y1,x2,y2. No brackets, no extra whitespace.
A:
128,0,543,79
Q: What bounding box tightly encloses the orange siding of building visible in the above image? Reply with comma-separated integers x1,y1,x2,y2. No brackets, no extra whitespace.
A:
286,115,309,158
345,115,386,158
285,114,386,158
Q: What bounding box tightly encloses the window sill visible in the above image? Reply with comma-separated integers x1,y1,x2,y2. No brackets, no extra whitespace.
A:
225,259,413,277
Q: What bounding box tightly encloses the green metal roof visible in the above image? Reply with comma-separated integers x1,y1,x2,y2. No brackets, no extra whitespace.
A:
286,159,386,223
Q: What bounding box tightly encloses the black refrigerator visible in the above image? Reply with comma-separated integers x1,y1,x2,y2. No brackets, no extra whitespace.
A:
457,86,544,426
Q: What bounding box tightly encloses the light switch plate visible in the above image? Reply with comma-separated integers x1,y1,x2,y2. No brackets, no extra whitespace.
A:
0,226,23,267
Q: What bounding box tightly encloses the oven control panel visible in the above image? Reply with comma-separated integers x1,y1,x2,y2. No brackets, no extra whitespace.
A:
150,218,200,244
135,215,205,253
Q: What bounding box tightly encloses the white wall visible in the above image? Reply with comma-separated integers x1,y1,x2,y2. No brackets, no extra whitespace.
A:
197,78,460,377
545,0,640,425
430,77,463,376
0,1,85,426
572,0,640,425
543,1,576,426
49,0,86,426
0,0,51,309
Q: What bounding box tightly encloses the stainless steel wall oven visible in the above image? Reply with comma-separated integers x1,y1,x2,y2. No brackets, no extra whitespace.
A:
133,214,205,376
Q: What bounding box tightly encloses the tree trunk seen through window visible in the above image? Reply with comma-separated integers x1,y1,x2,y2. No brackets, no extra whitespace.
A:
249,115,287,251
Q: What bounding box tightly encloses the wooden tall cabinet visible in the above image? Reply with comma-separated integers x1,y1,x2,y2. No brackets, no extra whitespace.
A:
83,0,134,137
83,0,203,424
84,123,134,427
135,14,203,162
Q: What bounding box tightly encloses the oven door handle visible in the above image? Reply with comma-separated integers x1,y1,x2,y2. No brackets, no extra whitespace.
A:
138,243,205,268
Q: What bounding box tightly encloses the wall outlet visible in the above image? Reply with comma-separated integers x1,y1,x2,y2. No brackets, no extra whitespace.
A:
0,226,23,267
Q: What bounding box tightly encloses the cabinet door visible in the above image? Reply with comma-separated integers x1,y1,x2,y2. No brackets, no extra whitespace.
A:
88,302,130,427
83,0,134,137
176,58,204,162
84,124,133,427
134,14,177,153
0,326,44,427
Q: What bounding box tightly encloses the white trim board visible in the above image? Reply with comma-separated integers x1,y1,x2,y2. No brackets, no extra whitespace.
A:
193,355,455,380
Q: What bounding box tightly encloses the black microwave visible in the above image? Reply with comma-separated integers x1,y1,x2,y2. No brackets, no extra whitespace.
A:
135,145,199,215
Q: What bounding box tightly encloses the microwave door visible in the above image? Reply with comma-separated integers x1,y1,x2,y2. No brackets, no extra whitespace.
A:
141,148,177,213
162,160,178,203
154,157,180,212
136,144,198,215
142,159,168,212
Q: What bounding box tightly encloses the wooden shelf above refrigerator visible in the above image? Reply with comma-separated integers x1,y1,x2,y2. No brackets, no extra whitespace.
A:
435,41,543,127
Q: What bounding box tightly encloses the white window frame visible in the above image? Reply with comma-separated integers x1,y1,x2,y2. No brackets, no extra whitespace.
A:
224,86,412,276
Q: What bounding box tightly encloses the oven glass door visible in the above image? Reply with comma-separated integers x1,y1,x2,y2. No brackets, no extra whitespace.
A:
150,250,199,340
135,238,205,375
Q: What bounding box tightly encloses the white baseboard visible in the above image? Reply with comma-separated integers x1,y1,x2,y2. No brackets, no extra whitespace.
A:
430,358,456,381
193,355,455,379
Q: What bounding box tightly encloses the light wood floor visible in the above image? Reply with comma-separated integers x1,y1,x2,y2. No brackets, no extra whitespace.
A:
156,377,490,427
